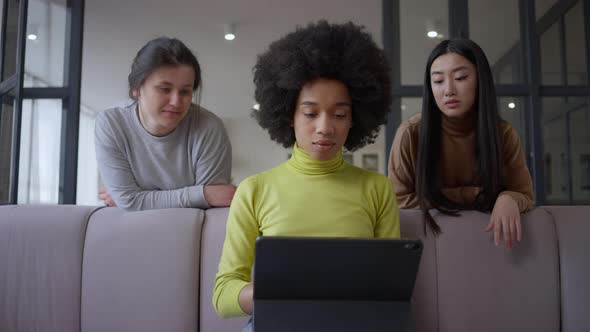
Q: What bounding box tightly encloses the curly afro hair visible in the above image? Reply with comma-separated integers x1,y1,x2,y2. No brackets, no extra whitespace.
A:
252,20,392,151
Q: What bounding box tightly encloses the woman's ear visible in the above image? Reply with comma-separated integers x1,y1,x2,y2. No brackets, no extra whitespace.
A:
132,89,139,98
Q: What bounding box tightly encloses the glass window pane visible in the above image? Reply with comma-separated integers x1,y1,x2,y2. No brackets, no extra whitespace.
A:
76,105,100,205
17,99,62,204
350,125,387,174
536,0,559,21
401,97,422,122
543,98,568,203
469,0,524,84
1,0,19,80
569,102,590,203
564,1,587,85
24,0,67,87
542,97,588,204
540,21,562,85
400,0,449,85
496,61,516,85
0,91,15,203
0,0,3,42
498,97,526,152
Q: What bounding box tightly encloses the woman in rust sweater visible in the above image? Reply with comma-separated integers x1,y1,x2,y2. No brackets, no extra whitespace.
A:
388,39,533,249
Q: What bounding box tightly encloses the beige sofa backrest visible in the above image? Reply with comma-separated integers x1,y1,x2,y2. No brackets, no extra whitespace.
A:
1,205,589,332
0,205,95,332
542,206,590,332
403,208,561,332
81,207,205,332
198,208,578,332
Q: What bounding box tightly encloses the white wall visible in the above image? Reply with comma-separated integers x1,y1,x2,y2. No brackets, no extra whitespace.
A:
79,0,386,202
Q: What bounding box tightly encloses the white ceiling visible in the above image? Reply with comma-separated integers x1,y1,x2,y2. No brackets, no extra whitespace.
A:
79,0,568,104
18,0,568,102
13,0,577,121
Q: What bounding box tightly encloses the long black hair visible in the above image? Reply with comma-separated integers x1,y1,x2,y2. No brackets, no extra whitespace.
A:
417,39,503,235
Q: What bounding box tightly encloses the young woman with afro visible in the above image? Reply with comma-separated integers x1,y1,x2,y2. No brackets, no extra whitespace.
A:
213,21,401,328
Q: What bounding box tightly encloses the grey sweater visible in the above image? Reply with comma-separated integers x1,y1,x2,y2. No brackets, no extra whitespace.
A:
94,103,232,211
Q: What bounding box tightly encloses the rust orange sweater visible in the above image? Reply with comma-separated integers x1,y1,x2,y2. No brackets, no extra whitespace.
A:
388,113,533,212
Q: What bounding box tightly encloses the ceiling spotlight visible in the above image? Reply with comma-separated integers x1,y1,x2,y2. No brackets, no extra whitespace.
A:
27,24,38,41
224,23,236,41
508,102,516,109
426,19,443,39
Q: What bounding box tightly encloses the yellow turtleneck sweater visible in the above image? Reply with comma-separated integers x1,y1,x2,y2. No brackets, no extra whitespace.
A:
213,144,400,318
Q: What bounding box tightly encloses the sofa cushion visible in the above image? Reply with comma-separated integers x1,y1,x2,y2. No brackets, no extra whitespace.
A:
200,208,250,332
542,205,590,332
433,209,560,332
81,208,204,332
0,205,98,332
399,209,438,332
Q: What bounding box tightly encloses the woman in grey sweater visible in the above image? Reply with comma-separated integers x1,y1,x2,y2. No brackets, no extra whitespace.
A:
95,37,235,211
